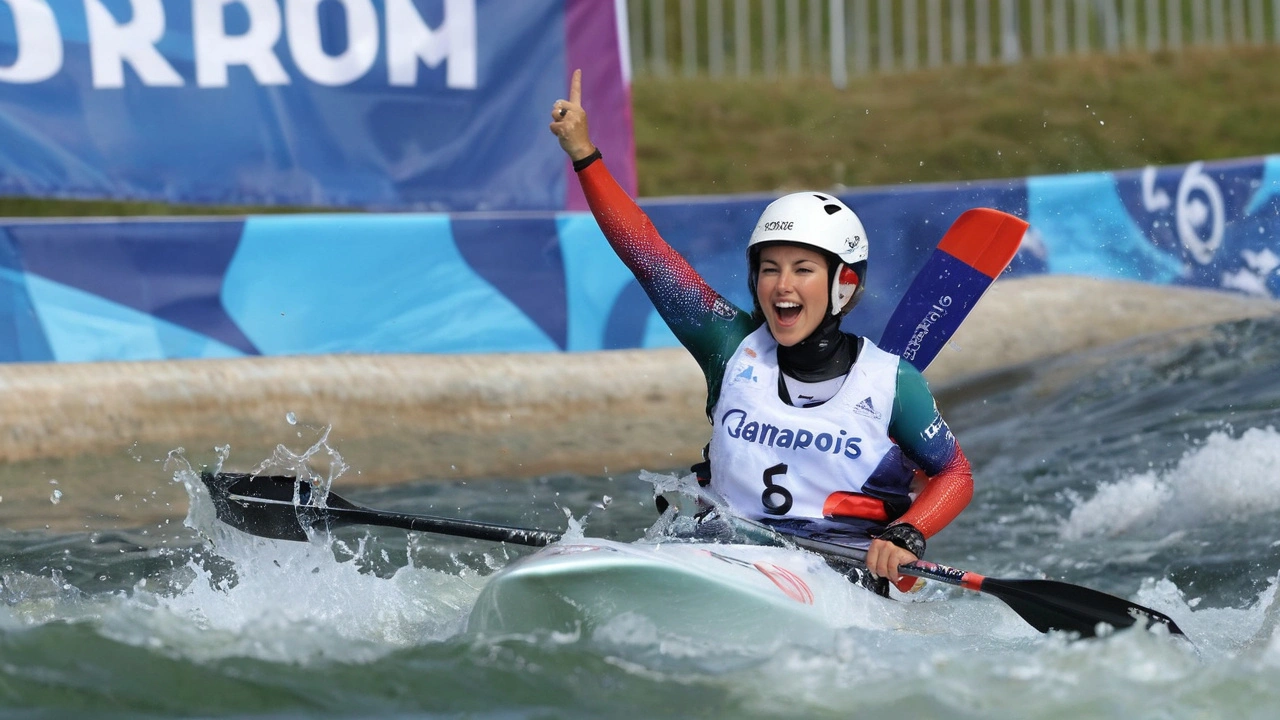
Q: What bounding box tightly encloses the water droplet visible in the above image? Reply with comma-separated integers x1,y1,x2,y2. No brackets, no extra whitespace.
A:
286,412,297,425
50,489,63,504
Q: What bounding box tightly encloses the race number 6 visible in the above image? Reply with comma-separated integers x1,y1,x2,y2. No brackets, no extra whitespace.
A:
761,463,793,515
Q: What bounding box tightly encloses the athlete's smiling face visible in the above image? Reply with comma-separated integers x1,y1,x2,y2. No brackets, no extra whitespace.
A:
756,244,829,347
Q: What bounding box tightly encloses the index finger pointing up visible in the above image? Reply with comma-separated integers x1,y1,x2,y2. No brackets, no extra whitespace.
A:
569,68,582,106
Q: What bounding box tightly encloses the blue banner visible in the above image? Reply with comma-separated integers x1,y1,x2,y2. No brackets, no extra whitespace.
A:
0,0,636,211
2,154,1278,363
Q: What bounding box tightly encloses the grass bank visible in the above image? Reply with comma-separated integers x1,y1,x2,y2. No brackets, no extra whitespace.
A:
632,46,1280,197
3,46,1278,216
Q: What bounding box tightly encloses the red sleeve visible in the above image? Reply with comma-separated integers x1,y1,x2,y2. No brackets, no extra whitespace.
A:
577,160,702,288
895,444,973,538
576,160,755,388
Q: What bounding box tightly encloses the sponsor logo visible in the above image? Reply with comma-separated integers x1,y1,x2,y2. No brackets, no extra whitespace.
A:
761,220,795,232
744,347,758,358
711,296,739,320
910,560,970,586
922,414,947,441
753,562,815,605
852,396,881,420
732,364,758,384
718,408,863,460
900,295,953,362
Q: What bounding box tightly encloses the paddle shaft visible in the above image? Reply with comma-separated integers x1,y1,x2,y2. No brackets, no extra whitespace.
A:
207,472,562,547
312,504,562,547
777,530,1185,637
780,531,972,587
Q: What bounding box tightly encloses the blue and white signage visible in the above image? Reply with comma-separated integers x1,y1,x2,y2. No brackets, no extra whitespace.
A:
0,0,636,210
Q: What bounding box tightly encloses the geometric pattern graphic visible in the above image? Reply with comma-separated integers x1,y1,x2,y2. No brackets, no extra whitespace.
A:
2,154,1278,363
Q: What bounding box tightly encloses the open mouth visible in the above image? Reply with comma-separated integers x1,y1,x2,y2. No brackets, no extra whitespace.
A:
774,301,802,325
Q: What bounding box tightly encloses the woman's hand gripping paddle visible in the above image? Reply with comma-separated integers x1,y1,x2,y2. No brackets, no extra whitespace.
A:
776,530,1188,640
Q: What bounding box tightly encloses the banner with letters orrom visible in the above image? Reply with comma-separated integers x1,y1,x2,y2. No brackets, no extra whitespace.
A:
0,0,636,211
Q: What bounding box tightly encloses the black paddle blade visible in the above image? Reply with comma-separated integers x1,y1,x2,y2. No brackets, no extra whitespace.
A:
200,471,323,542
982,577,1186,638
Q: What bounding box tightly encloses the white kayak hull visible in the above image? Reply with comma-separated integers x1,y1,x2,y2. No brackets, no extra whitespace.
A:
467,539,884,645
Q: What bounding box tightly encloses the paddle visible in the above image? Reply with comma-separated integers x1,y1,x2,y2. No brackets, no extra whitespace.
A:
779,530,1186,639
858,209,1189,638
877,207,1028,371
202,471,1186,639
201,471,560,547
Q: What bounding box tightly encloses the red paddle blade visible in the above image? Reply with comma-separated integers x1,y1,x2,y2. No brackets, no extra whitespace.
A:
935,208,1030,279
879,207,1029,370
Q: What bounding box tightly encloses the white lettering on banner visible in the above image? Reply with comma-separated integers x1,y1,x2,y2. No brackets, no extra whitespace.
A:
1176,161,1225,265
1140,166,1171,212
0,0,62,83
1,0,478,89
86,0,182,88
387,0,475,89
194,0,289,88
287,0,378,86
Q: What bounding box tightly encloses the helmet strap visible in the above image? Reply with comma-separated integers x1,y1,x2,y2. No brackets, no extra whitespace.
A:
830,263,860,316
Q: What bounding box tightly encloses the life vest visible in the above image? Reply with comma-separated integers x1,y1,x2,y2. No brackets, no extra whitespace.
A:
708,326,914,529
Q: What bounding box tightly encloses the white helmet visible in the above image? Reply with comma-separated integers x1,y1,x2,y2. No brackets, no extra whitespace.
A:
747,192,869,315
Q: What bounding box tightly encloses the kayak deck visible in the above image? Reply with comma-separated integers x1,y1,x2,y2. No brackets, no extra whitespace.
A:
467,539,877,645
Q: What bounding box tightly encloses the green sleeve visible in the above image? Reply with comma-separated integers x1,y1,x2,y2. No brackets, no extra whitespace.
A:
888,360,958,475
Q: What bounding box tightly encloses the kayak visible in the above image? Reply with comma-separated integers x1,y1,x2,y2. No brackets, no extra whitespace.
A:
197,472,1190,641
465,538,885,645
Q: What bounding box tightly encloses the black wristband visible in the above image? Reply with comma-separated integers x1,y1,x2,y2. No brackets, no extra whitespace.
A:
572,148,602,172
877,523,926,558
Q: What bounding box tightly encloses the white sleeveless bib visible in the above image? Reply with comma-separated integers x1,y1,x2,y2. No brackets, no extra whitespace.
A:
709,326,902,523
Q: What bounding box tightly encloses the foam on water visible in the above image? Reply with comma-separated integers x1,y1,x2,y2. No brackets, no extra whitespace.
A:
57,444,485,666
103,461,1056,670
1061,426,1280,540
5,422,1276,718
107,536,480,665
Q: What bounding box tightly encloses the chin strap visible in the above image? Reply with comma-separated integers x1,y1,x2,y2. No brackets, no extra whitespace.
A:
830,263,860,315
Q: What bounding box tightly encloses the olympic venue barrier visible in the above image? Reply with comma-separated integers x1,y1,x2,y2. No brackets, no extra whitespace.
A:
2,153,1278,364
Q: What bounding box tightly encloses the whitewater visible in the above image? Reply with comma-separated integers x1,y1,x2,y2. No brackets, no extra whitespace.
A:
2,316,1280,719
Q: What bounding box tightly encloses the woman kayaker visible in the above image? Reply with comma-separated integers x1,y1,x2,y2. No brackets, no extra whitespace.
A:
550,70,973,596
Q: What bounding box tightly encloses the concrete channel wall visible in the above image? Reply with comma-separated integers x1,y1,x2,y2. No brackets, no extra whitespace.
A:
4,277,1276,501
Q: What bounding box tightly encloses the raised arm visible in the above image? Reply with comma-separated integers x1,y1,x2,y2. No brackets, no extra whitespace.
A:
550,70,755,390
